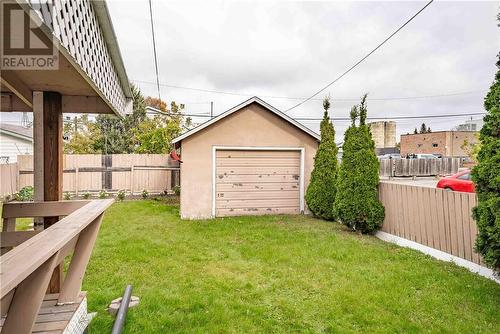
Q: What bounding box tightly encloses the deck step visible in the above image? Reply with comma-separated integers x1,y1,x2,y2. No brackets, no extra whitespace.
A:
0,292,89,334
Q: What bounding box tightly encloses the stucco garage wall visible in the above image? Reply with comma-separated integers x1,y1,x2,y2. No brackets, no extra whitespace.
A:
179,102,319,219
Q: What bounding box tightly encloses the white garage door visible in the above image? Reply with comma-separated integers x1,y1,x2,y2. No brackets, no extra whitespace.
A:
215,149,302,217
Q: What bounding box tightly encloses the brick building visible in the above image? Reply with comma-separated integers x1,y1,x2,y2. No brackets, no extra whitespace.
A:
400,131,478,157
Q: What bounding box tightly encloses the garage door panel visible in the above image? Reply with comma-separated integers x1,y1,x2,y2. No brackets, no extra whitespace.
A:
216,183,299,192
216,150,300,159
216,198,299,209
216,207,299,217
215,149,301,217
217,174,300,183
217,190,299,200
217,166,300,175
216,157,300,167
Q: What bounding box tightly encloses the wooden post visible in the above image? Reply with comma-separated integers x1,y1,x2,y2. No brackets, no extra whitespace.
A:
1,252,60,334
33,91,44,230
42,91,64,293
58,214,104,304
43,91,63,208
75,167,79,197
130,165,134,194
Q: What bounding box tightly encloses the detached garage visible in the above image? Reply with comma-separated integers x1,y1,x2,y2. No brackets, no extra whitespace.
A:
172,97,320,219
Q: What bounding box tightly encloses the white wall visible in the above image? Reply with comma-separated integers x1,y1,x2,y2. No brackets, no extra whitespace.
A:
0,133,33,163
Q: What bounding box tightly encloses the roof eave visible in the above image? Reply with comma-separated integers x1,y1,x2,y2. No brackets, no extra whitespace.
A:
15,0,132,117
91,0,132,99
171,97,320,144
0,129,33,142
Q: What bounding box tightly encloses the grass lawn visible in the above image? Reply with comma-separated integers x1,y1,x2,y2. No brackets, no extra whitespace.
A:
0,204,33,231
85,200,499,333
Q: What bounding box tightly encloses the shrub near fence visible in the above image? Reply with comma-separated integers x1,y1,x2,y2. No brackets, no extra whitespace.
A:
13,154,180,196
378,182,481,265
379,158,461,177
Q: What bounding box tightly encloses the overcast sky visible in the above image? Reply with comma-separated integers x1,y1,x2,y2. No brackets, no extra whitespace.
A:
106,0,499,141
3,1,498,142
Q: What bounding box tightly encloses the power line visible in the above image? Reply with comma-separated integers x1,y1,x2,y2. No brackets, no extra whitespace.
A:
285,0,435,112
148,0,161,100
294,112,485,121
132,79,483,102
163,111,485,121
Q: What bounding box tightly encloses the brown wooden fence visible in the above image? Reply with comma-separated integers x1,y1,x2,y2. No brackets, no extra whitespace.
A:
1,154,180,197
378,182,481,265
379,158,462,177
0,163,18,198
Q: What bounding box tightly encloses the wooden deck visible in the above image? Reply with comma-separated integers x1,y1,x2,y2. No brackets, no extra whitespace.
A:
0,200,113,333
0,293,87,333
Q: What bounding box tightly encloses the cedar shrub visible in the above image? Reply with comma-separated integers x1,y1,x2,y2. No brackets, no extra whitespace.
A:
334,95,385,233
305,97,338,220
471,42,500,273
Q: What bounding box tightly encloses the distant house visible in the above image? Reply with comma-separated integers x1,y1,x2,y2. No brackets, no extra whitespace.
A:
400,131,478,157
0,123,33,163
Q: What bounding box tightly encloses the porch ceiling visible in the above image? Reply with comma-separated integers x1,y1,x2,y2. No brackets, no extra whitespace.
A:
0,0,132,116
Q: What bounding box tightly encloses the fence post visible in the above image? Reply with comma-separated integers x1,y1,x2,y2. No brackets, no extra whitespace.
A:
75,167,79,196
130,165,134,195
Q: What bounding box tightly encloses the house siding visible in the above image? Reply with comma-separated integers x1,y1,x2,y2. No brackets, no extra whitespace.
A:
0,133,33,163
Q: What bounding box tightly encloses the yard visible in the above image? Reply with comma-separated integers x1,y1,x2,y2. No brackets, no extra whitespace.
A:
85,200,499,333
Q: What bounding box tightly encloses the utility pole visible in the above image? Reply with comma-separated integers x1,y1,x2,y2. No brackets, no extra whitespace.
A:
21,112,29,127
210,101,214,118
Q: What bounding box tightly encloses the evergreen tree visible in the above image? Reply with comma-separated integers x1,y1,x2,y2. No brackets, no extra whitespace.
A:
420,123,427,133
413,128,418,134
334,95,385,233
359,94,367,125
471,41,500,272
305,97,338,220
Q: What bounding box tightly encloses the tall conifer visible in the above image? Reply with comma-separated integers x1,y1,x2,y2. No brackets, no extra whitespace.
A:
305,97,338,220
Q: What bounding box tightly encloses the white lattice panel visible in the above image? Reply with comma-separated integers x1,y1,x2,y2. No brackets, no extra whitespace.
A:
27,0,128,114
63,297,90,334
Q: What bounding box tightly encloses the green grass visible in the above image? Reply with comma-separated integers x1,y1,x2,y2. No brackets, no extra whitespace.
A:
0,204,33,231
85,201,500,333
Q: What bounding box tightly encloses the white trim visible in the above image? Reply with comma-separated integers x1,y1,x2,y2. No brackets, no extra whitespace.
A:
0,129,33,142
299,148,305,214
376,231,499,284
211,146,217,217
213,146,305,151
172,97,320,144
212,146,305,218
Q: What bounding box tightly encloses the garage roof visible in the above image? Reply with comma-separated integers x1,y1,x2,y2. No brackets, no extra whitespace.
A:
172,97,320,144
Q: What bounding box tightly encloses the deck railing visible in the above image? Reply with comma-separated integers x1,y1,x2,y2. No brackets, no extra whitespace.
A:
0,199,114,333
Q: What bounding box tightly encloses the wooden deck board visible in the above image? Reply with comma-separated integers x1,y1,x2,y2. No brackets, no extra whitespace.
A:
0,292,87,333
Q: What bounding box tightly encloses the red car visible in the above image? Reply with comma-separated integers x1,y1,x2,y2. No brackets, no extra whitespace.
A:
437,169,475,193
